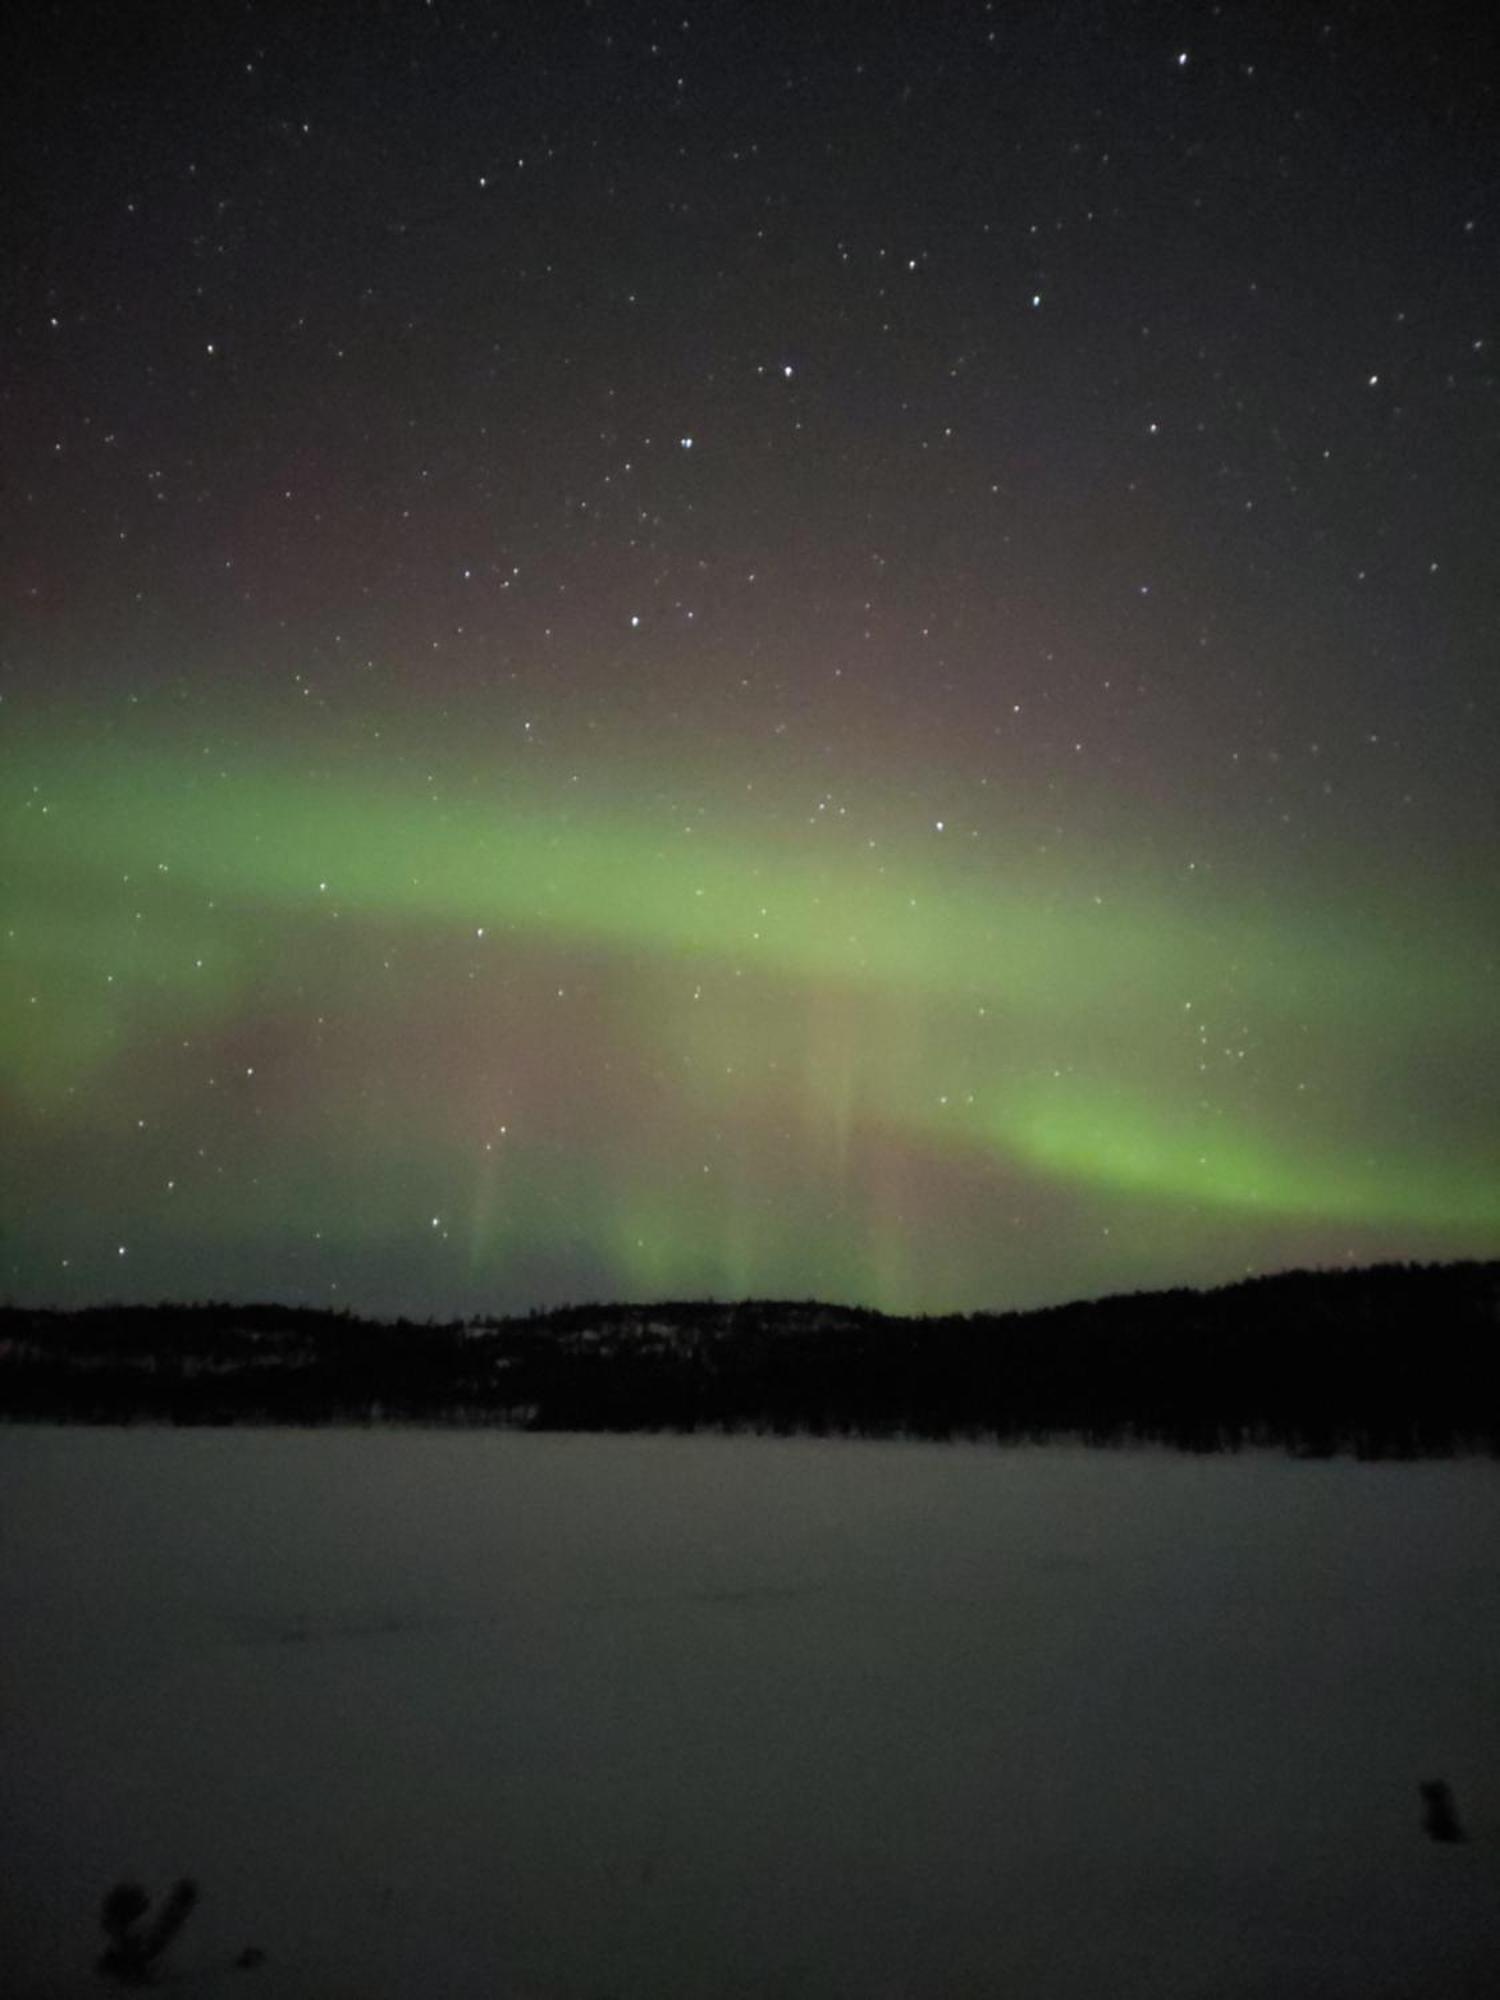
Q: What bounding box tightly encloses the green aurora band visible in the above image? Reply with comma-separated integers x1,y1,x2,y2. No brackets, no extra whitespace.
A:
5,724,1497,1312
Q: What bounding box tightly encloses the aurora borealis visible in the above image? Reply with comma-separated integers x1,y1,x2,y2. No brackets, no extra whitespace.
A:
5,3,1498,1317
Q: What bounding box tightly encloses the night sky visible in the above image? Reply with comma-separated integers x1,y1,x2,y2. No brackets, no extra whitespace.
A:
6,2,1497,1319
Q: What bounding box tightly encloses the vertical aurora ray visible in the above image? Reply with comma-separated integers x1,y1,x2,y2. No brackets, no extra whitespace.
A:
4,716,1495,1314
5,3,1498,1322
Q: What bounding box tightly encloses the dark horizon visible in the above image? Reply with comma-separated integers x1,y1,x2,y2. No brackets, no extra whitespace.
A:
7,1249,1496,1328
8,1258,1496,1462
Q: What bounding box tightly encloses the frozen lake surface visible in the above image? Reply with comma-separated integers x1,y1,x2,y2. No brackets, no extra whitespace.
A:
3,1426,1498,1997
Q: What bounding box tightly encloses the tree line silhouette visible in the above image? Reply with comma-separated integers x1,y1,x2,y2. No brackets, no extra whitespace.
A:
2,1260,1495,1458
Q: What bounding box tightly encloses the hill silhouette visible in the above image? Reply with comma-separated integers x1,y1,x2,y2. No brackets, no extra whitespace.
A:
2,1260,1495,1458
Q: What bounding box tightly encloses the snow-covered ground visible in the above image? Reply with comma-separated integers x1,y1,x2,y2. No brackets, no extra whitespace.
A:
3,1426,1498,1997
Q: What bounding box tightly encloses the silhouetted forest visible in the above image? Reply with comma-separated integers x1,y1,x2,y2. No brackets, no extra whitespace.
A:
2,1261,1496,1458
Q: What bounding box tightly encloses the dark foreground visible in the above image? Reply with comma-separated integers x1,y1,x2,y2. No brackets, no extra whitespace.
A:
4,1427,1499,1997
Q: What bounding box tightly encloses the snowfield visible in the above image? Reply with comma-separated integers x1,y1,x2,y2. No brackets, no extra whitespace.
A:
3,1426,1498,1997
